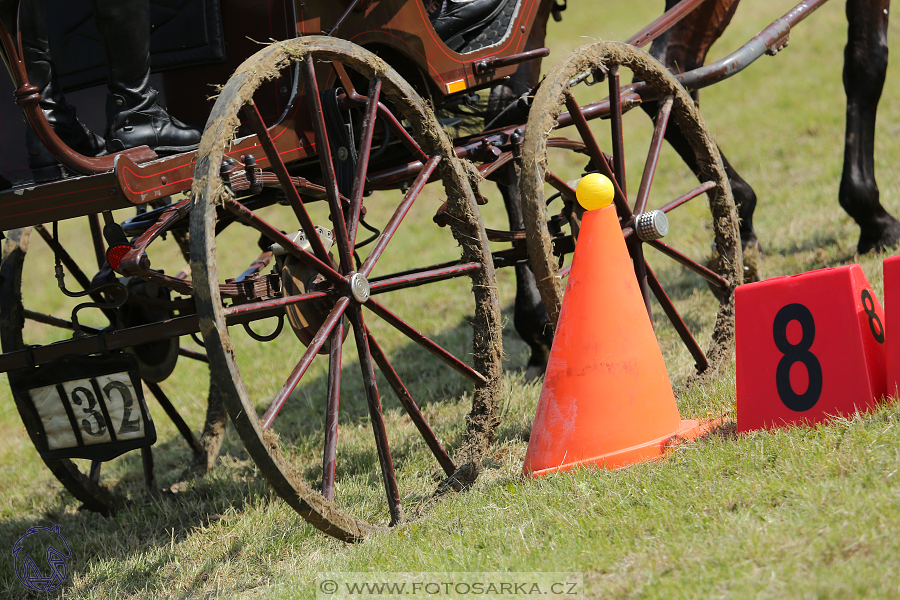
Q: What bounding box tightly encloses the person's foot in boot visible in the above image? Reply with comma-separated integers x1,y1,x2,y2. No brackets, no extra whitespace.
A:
21,0,105,182
105,90,200,155
93,0,200,156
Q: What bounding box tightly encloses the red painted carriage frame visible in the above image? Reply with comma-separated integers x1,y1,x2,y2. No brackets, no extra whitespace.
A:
0,0,830,374
0,0,835,539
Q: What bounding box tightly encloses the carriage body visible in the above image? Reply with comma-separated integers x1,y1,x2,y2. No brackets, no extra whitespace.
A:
0,0,814,541
0,0,553,538
0,0,545,232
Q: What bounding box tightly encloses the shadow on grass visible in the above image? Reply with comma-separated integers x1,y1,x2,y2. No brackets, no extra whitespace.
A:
0,460,271,599
774,230,848,257
0,305,508,595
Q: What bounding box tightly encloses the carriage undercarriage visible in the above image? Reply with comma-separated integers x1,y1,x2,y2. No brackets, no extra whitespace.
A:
0,0,829,540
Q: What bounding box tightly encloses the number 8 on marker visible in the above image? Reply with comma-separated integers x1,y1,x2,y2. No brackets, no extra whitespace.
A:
773,303,823,412
861,289,885,343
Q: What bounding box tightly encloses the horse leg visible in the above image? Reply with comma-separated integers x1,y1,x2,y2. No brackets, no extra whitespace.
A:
486,0,554,379
646,0,761,281
495,164,554,380
842,0,899,253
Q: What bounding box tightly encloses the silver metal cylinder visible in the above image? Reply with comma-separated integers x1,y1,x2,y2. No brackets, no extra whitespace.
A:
349,273,371,303
634,210,669,242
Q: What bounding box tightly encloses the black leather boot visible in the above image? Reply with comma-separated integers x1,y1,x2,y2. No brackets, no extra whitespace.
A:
93,0,200,155
20,0,105,182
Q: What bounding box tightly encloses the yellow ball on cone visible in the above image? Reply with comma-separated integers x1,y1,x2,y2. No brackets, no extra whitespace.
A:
576,173,615,211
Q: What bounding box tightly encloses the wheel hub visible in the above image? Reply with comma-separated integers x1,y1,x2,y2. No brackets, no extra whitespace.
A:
349,273,370,303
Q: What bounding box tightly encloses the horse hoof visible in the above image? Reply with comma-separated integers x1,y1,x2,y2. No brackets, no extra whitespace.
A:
857,216,900,254
524,362,546,383
741,238,762,284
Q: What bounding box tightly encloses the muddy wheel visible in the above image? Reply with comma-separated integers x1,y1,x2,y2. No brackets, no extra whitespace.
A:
190,37,502,542
520,41,742,376
0,225,224,514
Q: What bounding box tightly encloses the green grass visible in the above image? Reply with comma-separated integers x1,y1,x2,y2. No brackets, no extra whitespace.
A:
4,0,900,597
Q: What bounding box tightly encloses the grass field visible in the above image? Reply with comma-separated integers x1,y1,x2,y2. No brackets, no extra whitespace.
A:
4,0,900,597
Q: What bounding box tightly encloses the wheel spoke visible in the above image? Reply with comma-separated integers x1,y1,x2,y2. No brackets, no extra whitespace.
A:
141,446,158,494
369,262,482,295
223,198,343,285
24,310,100,334
88,214,106,270
178,347,209,363
359,155,440,277
348,79,382,247
322,321,343,501
260,296,350,428
544,171,578,203
89,461,101,483
633,95,673,215
364,298,487,384
645,264,709,371
630,241,651,318
302,56,354,274
377,103,429,164
646,239,729,290
366,328,456,476
659,181,716,213
608,66,627,196
145,382,204,459
564,92,631,220
347,307,402,526
225,288,331,320
241,101,334,266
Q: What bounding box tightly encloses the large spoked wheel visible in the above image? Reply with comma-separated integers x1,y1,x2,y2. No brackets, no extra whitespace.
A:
0,225,224,514
190,37,502,542
521,41,742,376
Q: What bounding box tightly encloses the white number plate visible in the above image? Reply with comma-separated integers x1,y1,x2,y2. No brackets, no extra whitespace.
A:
29,373,146,451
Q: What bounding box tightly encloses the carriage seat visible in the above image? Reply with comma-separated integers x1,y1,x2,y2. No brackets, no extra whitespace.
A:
429,0,520,53
45,0,225,93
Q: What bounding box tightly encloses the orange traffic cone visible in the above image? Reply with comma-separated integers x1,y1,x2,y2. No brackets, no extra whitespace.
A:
523,174,714,476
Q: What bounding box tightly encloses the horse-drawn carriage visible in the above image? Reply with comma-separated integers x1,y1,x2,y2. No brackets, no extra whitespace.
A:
0,0,872,541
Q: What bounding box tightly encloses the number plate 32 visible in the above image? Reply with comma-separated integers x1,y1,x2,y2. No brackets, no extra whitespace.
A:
11,354,156,462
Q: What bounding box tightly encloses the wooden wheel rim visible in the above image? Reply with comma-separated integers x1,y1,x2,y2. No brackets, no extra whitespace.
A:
520,40,742,376
189,37,502,542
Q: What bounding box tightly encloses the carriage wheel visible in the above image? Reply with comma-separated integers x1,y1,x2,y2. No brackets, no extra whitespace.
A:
0,225,224,514
520,41,742,376
190,37,502,542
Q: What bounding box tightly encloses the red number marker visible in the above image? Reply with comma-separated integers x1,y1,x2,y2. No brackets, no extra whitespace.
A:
736,264,886,432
